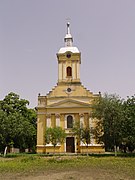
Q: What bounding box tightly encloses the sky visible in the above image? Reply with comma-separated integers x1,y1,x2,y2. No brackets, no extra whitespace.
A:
0,0,135,108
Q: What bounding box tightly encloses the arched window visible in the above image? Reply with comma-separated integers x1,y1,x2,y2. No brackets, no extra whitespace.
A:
67,66,72,77
67,115,73,128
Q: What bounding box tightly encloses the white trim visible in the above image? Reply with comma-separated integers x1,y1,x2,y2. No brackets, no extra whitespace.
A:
80,116,84,127
80,143,103,147
75,137,77,153
58,47,80,54
89,117,92,128
37,112,46,115
45,144,61,147
46,117,51,127
56,117,60,127
64,142,66,152
36,145,46,147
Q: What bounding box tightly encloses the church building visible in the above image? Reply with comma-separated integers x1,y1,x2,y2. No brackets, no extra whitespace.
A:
36,23,104,153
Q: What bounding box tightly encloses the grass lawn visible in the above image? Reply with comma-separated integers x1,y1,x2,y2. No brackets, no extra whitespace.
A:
0,154,135,179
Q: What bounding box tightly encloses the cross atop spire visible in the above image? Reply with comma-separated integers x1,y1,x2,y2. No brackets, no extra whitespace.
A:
67,22,70,34
64,22,73,47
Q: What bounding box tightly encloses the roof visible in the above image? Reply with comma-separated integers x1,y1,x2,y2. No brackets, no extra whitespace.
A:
58,46,80,54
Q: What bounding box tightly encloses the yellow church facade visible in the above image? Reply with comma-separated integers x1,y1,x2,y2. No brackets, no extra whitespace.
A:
36,23,104,154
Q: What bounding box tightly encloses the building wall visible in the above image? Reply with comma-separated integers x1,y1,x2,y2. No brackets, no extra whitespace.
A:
37,106,105,153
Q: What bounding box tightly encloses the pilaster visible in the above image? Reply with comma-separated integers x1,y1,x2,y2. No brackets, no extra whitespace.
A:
37,112,46,148
60,114,65,130
51,114,56,128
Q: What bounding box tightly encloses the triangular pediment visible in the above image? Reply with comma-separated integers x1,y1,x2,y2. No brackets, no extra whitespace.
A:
47,99,91,108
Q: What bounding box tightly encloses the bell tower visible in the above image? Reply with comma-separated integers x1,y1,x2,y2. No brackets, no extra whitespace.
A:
57,23,81,85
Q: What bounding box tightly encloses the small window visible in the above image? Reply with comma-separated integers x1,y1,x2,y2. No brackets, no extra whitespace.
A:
67,88,71,92
67,66,72,77
67,115,73,128
66,53,71,58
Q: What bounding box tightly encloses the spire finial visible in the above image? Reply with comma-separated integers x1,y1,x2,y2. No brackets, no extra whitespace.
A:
64,22,73,47
67,22,70,34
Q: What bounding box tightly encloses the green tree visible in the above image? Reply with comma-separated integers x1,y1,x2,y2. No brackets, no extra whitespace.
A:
0,110,7,152
0,92,37,153
81,127,91,147
92,93,124,155
72,121,82,146
122,95,135,152
73,122,91,155
81,127,91,155
0,92,29,115
45,127,66,153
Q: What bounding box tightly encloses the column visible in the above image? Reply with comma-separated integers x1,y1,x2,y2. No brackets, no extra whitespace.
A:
58,63,62,81
55,114,60,127
72,62,76,80
60,114,65,130
37,111,46,153
63,63,66,80
84,113,89,128
79,113,84,127
51,114,55,128
60,114,65,153
77,62,80,79
46,114,51,128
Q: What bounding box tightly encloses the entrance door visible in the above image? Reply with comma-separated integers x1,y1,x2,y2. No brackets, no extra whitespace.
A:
66,137,75,153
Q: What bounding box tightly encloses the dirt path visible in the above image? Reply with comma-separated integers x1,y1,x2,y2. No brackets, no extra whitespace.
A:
1,168,131,180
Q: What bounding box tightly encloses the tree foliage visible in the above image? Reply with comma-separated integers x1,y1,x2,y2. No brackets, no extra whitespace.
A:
92,93,124,151
73,122,91,154
92,93,135,153
122,95,135,152
81,127,91,147
0,92,37,153
45,127,66,153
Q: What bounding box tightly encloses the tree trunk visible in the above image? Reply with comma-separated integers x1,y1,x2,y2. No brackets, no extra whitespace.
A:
114,145,117,156
86,145,89,156
4,146,7,157
54,146,56,154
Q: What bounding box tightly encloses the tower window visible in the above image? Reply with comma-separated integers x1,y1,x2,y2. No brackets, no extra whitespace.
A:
67,115,73,128
66,53,71,58
67,66,72,77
